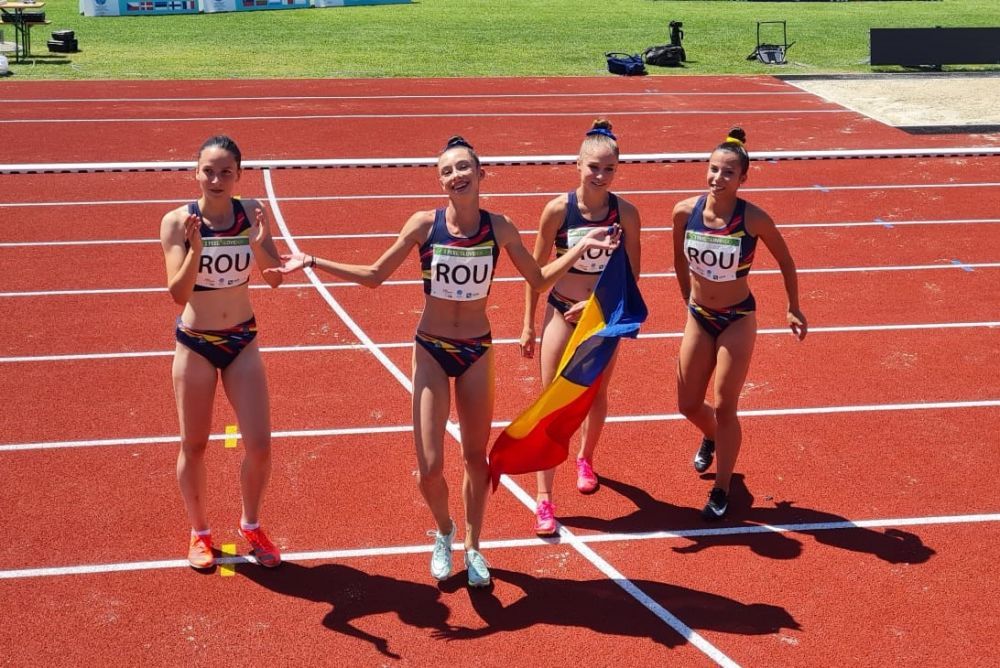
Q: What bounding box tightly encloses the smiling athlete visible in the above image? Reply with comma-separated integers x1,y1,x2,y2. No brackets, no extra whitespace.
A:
267,136,620,587
672,127,807,521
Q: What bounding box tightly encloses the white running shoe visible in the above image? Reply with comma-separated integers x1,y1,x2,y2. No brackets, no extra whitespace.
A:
465,548,491,588
428,521,455,581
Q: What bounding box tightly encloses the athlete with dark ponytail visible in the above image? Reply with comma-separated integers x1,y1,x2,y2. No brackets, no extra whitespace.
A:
672,127,807,520
160,136,285,570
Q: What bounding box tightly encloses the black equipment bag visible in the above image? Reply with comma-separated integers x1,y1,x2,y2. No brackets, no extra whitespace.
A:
644,44,684,67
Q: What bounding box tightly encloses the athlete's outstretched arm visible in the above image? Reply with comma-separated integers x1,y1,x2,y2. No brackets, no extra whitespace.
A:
266,211,433,288
497,215,620,293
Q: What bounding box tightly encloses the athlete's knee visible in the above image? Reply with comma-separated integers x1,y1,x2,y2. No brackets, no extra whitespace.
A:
242,441,271,465
714,401,740,426
461,449,489,474
417,464,446,489
178,438,209,458
677,394,707,419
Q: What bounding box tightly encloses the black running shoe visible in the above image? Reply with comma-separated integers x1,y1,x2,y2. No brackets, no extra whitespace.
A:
693,437,715,473
702,487,728,521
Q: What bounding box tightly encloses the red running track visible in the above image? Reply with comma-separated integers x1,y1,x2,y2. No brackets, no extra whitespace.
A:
1,76,995,164
0,76,998,668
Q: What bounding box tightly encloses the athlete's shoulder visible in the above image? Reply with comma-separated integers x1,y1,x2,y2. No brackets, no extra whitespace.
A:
161,203,191,228
236,196,262,212
672,195,700,216
741,199,774,235
538,194,569,226
615,193,639,216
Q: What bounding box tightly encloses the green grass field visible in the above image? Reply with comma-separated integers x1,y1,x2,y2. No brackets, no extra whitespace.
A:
5,0,999,79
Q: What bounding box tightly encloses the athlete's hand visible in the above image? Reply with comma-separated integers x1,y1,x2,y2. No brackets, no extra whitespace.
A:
519,327,536,359
563,300,587,324
183,213,202,255
250,206,269,247
788,308,807,341
264,252,312,275
580,223,622,250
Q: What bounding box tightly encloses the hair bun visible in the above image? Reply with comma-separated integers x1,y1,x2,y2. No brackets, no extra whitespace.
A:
445,135,474,151
592,118,613,132
725,127,747,146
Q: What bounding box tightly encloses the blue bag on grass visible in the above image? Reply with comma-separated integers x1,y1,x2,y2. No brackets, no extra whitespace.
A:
605,52,646,76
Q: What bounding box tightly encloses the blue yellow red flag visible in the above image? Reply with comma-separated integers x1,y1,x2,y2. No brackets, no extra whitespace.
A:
488,245,646,490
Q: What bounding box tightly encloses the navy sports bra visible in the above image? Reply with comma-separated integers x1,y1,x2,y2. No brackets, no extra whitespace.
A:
188,199,254,291
683,195,757,283
554,191,619,274
419,208,500,301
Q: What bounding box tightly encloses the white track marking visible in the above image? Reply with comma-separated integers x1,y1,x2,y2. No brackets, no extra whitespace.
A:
4,182,1000,210
3,399,996,453
0,109,848,125
2,321,998,364
2,511,997,579
2,217,999,247
0,91,810,105
3,262,998,299
3,147,999,174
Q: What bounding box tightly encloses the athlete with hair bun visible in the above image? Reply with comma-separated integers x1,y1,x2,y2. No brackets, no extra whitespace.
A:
519,119,642,537
267,136,620,587
160,135,285,570
672,127,807,521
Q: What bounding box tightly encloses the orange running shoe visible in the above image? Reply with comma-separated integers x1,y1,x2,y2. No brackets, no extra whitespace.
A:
187,531,215,569
239,525,282,568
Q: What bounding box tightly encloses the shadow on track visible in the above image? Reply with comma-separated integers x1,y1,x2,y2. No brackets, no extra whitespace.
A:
433,568,799,646
558,475,935,564
241,560,452,660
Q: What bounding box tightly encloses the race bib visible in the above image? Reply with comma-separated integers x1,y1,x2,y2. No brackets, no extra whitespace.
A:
567,226,612,273
429,244,494,301
197,237,253,289
684,231,740,282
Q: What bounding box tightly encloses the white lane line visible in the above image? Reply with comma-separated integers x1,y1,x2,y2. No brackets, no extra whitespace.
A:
3,399,997,453
0,109,848,125
261,169,738,666
4,181,1000,209
0,91,809,105
3,218,1000,248
2,321,998,364
4,262,999,299
2,511,997,579
4,147,999,175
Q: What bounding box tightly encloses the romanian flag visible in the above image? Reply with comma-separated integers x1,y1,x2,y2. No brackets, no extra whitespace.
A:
488,245,647,490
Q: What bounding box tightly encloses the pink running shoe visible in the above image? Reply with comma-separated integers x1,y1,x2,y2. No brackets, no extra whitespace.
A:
534,500,557,537
576,457,599,494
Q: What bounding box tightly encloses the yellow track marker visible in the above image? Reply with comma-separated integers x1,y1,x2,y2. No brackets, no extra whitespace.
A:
219,543,237,577
224,425,238,449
